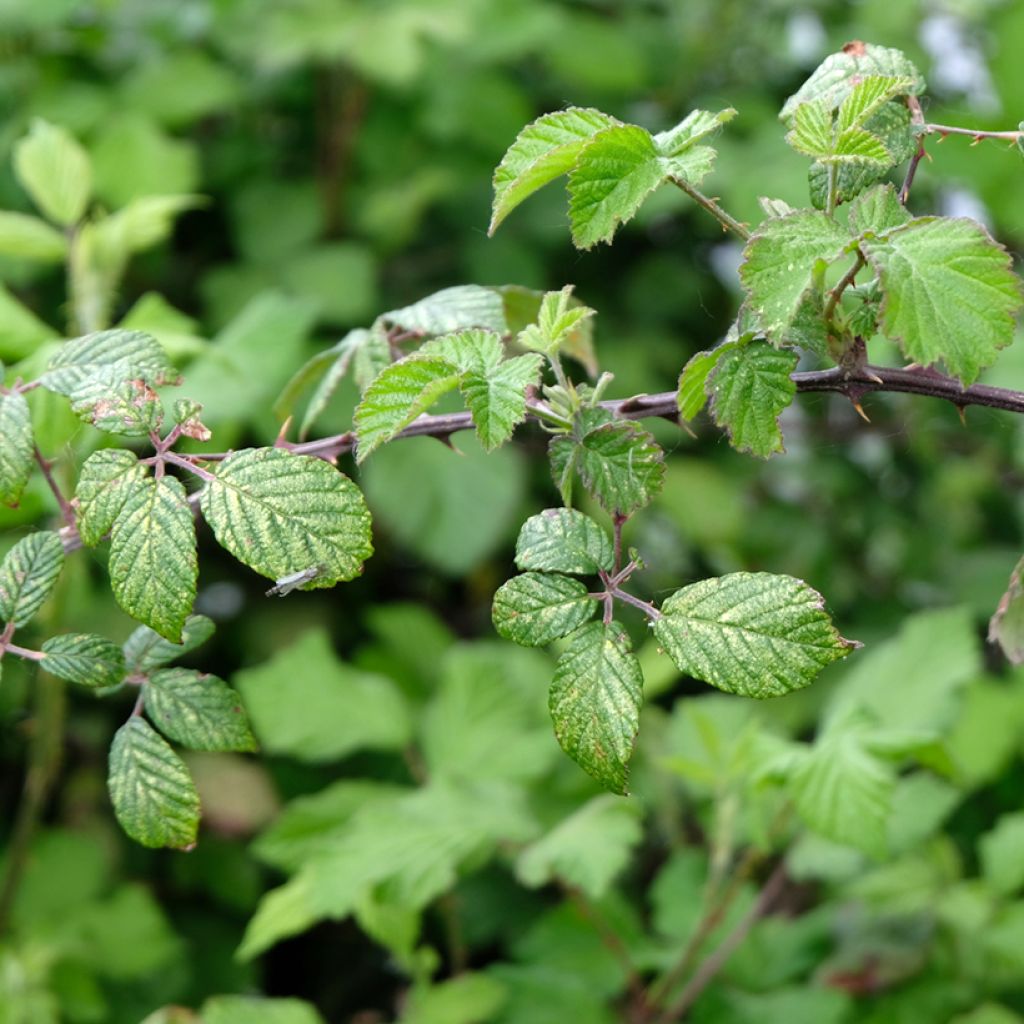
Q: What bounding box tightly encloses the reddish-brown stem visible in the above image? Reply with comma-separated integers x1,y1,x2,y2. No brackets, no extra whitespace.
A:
34,447,75,528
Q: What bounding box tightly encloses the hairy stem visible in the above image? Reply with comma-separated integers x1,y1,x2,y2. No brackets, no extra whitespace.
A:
668,178,751,241
823,250,866,326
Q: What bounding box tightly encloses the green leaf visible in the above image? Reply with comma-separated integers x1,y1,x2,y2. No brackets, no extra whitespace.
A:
123,614,216,675
40,633,125,688
462,354,543,450
490,107,617,234
573,421,665,515
676,340,743,422
0,210,68,262
109,476,197,642
40,329,178,397
0,531,64,628
200,447,373,586
654,572,858,697
400,974,507,1024
549,621,643,794
739,211,849,343
568,124,666,249
707,341,798,457
232,629,409,760
980,813,1024,897
861,216,1023,385
354,355,461,462
92,194,201,254
516,795,643,898
70,375,164,437
74,449,147,547
383,284,507,335
654,107,737,156
108,717,200,849
419,327,503,374
144,667,257,752
515,508,614,575
990,556,1024,665
837,76,916,135
492,572,598,646
500,284,598,375
13,119,92,226
517,286,596,357
0,391,34,507
848,183,911,236
201,996,325,1024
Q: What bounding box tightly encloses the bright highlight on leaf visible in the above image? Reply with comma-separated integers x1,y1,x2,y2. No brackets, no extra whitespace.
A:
654,572,858,697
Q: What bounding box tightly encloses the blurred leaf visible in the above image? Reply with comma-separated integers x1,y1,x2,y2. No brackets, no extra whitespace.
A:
492,572,597,647
232,629,409,761
400,975,507,1024
980,813,1024,897
145,668,257,752
123,50,241,127
0,284,59,362
14,119,92,226
0,390,34,506
384,285,508,335
0,530,64,627
950,1006,1024,1024
515,508,613,575
108,717,200,849
92,194,202,255
40,633,124,688
0,211,67,262
990,556,1024,665
201,996,325,1024
279,242,377,325
123,614,216,675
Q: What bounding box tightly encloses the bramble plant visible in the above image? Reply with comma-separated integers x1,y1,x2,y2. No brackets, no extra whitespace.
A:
7,37,1024,1021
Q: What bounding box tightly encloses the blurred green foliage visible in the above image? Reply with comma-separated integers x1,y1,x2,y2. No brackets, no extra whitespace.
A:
4,0,1024,1021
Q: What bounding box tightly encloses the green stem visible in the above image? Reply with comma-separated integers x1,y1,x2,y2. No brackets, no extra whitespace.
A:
669,178,750,241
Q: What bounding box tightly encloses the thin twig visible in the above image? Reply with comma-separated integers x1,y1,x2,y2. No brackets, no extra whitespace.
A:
33,447,75,528
924,122,1024,143
668,178,751,241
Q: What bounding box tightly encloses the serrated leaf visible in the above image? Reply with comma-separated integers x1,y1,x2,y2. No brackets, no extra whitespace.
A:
40,633,125,688
549,621,643,794
40,329,177,397
0,391,34,507
70,375,164,437
574,421,665,514
654,572,858,697
568,124,667,249
109,476,197,642
517,286,596,357
382,285,507,335
492,572,597,646
654,107,737,156
123,614,216,675
677,341,742,421
354,355,461,462
786,100,833,160
461,353,543,450
739,211,849,342
0,210,68,262
419,328,502,374
861,216,1023,385
500,284,598,375
0,531,64,628
848,183,911,236
515,508,614,575
108,717,200,849
75,449,147,547
836,76,915,134
831,127,890,165
517,795,643,898
200,447,373,587
490,107,617,234
707,341,798,457
14,119,92,226
145,667,256,752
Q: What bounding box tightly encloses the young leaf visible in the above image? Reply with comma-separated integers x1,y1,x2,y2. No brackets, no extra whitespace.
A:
573,421,665,515
354,356,461,462
707,341,798,457
40,329,177,397
74,449,147,547
653,572,858,697
0,210,69,262
40,633,125,688
517,285,596,357
144,667,257,752
836,76,916,135
739,211,849,343
549,620,643,794
676,340,743,421
492,572,598,647
419,328,503,374
382,284,508,335
568,124,667,249
848,183,911,236
108,717,200,849
861,216,1023,385
0,531,64,628
515,508,614,575
13,119,92,226
109,476,197,643
200,448,373,586
500,284,598,375
461,353,543,450
490,107,617,234
0,390,34,507
517,795,643,899
654,107,737,156
123,614,216,675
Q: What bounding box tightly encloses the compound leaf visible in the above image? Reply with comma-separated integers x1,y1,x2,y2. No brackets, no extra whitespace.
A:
41,633,125,688
0,531,64,628
654,572,858,697
861,216,1023,385
75,449,147,547
201,447,373,587
707,341,798,457
145,667,256,752
549,620,643,794
515,509,614,575
0,391,34,507
108,717,199,850
492,572,597,647
109,475,197,642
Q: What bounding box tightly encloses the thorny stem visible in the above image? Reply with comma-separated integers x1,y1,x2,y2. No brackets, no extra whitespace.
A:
924,122,1024,143
668,178,751,241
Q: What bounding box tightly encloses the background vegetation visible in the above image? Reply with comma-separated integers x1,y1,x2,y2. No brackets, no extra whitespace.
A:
4,1,1024,1022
